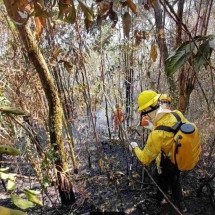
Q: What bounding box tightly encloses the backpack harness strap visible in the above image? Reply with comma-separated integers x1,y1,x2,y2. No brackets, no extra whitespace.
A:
155,112,182,134
154,111,183,170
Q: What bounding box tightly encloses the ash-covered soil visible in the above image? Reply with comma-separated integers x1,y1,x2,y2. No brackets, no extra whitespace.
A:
0,139,214,215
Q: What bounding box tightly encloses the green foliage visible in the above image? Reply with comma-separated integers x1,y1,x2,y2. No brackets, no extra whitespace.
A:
11,194,35,210
0,167,43,209
0,94,10,106
0,171,15,180
165,35,214,76
193,40,213,71
0,145,21,156
0,167,10,172
7,178,16,191
0,147,42,210
41,146,58,169
8,19,16,31
40,146,58,187
0,106,28,116
24,189,43,206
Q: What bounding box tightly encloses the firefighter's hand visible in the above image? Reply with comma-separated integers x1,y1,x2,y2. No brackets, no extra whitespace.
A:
140,116,153,130
129,142,138,152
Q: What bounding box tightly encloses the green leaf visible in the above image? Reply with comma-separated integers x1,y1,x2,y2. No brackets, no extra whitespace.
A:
11,194,35,210
0,145,21,156
165,41,195,76
0,172,10,180
0,206,26,215
24,189,43,206
24,189,41,195
164,35,211,76
7,179,16,191
8,173,16,180
0,167,10,172
194,40,212,71
78,0,94,22
0,172,16,180
0,95,10,106
0,106,28,116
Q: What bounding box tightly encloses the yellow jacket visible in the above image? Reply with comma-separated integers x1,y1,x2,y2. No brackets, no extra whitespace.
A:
133,109,188,166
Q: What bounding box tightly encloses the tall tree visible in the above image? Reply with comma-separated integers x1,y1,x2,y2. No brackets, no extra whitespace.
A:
3,0,75,205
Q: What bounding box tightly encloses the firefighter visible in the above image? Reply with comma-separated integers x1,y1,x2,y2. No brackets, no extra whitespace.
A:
159,94,172,110
129,90,187,212
112,104,124,139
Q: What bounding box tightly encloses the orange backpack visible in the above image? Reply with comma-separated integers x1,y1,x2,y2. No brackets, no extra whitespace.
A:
155,112,201,171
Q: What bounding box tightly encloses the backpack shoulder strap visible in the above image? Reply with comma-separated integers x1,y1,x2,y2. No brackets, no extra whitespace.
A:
155,125,176,133
154,112,182,135
171,111,181,122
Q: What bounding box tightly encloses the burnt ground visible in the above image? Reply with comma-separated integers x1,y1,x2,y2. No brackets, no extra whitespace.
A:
0,139,215,215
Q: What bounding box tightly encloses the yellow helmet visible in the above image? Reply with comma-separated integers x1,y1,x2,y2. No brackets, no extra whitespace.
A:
159,94,172,103
137,90,160,112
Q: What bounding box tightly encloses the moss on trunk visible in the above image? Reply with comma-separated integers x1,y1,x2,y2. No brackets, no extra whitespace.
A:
3,0,75,204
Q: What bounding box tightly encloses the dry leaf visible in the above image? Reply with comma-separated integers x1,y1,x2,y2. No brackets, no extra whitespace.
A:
144,3,150,10
127,0,137,14
34,16,46,41
34,0,49,18
98,159,104,172
148,0,156,7
84,18,93,32
52,47,62,59
98,1,110,16
158,28,165,39
96,15,102,27
58,0,72,20
4,0,33,25
59,60,73,72
109,9,118,28
150,43,158,62
122,12,131,38
64,0,76,24
134,29,146,45
78,0,94,22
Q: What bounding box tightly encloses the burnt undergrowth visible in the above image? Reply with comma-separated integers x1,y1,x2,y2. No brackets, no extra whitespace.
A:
0,139,214,215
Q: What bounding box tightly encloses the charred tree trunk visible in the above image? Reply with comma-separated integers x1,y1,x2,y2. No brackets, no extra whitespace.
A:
3,0,75,205
175,0,194,113
153,0,175,95
175,0,185,48
125,68,133,127
124,50,133,127
175,0,191,113
153,0,168,62
178,67,195,113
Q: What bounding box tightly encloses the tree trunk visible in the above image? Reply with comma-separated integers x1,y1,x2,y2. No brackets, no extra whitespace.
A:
175,0,188,112
3,0,75,205
153,0,176,95
153,0,168,62
178,67,195,113
21,26,75,205
175,0,185,48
